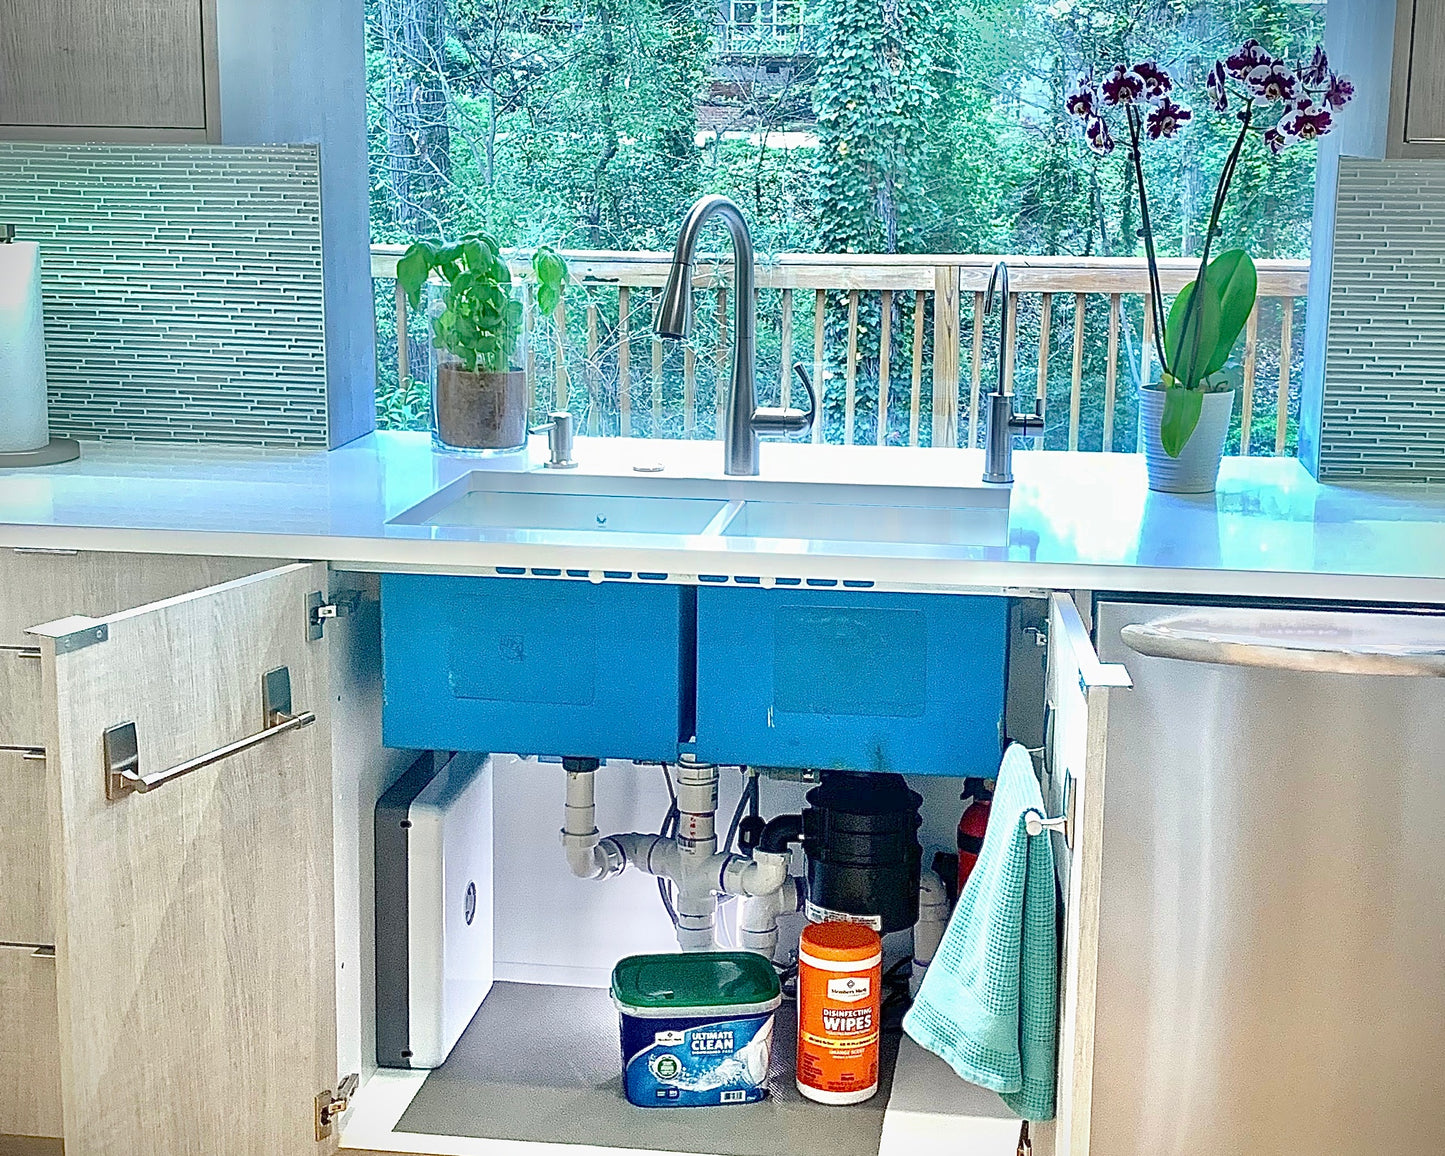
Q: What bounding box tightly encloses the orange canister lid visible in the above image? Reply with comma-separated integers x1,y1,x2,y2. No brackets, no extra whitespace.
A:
800,920,882,962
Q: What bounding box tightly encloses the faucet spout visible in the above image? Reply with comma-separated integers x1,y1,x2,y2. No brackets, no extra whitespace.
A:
982,260,1042,484
656,195,813,475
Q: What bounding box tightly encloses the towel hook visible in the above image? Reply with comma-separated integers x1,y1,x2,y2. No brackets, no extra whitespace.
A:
1025,766,1075,849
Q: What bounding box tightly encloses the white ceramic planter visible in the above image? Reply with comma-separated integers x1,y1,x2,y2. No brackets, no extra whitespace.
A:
1138,386,1235,493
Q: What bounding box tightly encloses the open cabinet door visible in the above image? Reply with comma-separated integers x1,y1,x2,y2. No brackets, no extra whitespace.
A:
30,562,339,1156
1035,594,1130,1156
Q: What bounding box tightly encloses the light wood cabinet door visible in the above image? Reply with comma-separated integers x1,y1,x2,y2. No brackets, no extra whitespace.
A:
1032,594,1131,1156
1405,1,1445,143
0,944,63,1140
0,548,274,648
1392,0,1445,152
0,748,52,946
30,562,339,1156
0,0,214,135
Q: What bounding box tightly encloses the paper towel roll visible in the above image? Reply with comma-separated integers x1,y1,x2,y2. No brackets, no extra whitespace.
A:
0,240,50,454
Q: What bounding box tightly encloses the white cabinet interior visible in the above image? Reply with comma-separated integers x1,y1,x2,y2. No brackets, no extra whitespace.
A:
332,591,1121,1156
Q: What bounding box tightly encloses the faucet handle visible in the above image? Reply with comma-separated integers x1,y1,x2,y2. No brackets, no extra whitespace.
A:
754,362,817,438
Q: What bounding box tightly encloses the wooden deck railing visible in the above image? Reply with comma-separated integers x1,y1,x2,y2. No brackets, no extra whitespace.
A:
372,246,1309,456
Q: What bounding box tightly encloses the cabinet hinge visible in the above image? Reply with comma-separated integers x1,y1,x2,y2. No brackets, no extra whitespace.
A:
315,1072,359,1141
307,590,362,641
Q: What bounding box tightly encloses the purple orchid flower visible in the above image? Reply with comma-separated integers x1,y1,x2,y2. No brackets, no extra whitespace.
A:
1280,100,1333,142
1065,77,1098,119
1132,61,1173,100
1085,114,1115,155
1206,60,1228,112
1324,72,1355,110
1246,61,1299,103
1300,45,1330,87
1145,98,1192,140
1226,38,1271,81
1263,126,1290,155
1101,63,1145,106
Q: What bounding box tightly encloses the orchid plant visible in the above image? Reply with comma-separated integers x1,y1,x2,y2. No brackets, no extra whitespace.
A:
1067,40,1352,456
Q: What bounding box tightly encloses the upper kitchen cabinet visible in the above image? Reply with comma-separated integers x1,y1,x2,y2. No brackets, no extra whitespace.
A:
1391,0,1445,155
0,0,218,140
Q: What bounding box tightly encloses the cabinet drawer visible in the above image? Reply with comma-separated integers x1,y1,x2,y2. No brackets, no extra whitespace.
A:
0,549,275,647
0,645,44,748
382,575,691,761
0,750,51,946
694,587,1008,775
0,945,62,1140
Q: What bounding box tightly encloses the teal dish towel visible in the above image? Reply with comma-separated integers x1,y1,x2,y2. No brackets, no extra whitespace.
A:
903,742,1059,1120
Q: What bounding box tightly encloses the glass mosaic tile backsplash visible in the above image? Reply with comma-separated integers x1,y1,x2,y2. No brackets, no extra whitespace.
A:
0,143,328,446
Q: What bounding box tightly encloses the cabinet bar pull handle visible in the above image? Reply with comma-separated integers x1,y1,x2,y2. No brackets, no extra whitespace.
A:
1,646,42,660
103,666,315,800
0,744,45,762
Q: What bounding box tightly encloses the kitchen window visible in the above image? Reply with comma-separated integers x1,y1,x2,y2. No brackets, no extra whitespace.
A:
367,0,1325,456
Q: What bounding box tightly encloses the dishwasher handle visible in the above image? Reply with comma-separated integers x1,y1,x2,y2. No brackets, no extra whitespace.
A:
1121,609,1445,677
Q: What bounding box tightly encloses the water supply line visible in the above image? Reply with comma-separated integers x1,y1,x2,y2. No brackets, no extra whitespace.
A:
910,868,950,996
560,755,790,952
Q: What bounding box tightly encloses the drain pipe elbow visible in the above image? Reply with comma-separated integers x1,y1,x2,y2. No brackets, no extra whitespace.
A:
758,813,803,855
721,849,790,899
561,759,628,880
739,876,803,961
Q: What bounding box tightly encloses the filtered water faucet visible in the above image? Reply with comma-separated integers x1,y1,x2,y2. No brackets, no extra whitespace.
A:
656,195,815,475
982,260,1044,484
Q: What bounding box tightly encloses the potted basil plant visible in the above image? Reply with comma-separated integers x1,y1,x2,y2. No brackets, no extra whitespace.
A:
396,236,567,452
1067,41,1351,492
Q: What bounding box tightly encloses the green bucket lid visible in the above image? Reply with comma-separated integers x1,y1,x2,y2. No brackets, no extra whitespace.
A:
611,951,781,1011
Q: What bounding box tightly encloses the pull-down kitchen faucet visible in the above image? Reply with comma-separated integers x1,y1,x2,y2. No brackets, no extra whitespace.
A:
982,260,1044,485
656,196,815,476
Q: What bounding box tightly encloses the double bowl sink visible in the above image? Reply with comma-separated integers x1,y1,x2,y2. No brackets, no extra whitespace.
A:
389,468,1012,551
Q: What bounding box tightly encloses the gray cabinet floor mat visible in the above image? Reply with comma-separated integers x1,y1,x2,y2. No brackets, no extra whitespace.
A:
394,981,900,1156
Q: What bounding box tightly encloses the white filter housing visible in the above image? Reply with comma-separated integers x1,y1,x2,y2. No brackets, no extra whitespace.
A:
376,752,493,1069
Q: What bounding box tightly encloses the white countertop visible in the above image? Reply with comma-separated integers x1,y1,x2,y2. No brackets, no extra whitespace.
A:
2,432,1445,602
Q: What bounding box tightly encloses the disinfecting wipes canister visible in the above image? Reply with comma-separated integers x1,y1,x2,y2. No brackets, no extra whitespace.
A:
796,920,883,1104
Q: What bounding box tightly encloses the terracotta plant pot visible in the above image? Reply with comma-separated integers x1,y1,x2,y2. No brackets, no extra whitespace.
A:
1138,385,1235,494
433,361,528,452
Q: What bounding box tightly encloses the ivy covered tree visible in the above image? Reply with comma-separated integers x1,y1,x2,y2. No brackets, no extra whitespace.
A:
812,0,953,255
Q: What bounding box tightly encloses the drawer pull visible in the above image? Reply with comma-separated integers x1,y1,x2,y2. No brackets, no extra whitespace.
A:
103,666,315,800
0,744,45,762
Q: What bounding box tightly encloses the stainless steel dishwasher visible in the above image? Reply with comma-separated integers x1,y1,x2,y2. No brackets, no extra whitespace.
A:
1089,600,1445,1155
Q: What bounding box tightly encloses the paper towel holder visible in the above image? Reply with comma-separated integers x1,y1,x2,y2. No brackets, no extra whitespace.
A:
0,223,79,468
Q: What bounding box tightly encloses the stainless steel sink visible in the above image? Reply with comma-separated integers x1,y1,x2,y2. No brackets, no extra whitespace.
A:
718,499,1009,548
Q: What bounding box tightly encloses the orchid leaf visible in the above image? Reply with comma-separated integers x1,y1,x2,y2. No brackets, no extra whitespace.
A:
1201,249,1257,376
1164,278,1221,391
1160,384,1205,458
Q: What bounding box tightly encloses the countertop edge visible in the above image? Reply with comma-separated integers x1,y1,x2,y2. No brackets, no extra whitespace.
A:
5,520,1445,605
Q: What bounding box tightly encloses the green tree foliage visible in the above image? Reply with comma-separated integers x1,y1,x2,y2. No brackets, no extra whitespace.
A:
367,0,1324,444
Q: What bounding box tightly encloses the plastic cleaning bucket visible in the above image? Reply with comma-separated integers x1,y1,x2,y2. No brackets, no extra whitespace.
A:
612,952,782,1107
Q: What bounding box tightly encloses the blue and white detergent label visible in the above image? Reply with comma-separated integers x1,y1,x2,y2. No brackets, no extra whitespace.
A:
619,1013,774,1107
